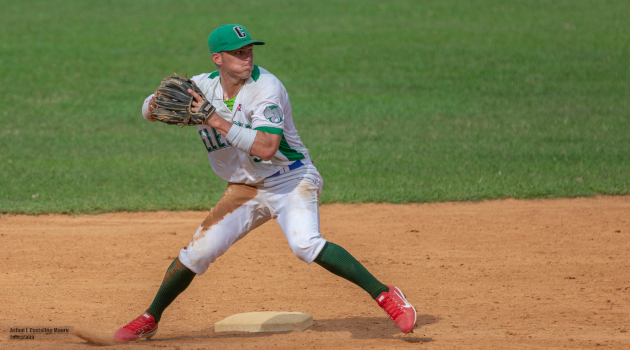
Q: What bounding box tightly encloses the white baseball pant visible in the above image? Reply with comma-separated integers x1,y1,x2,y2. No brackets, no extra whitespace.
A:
178,164,327,275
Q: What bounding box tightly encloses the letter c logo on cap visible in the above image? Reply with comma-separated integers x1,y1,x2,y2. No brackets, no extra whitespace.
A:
233,26,247,39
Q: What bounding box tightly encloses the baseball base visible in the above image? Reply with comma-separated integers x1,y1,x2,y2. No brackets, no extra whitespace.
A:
214,312,313,333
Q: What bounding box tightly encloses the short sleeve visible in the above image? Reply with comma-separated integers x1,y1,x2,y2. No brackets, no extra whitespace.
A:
251,82,286,135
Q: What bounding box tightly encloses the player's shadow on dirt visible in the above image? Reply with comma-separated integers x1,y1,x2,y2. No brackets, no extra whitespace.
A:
310,315,438,342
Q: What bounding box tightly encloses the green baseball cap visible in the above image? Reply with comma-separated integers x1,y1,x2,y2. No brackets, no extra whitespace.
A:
208,24,265,54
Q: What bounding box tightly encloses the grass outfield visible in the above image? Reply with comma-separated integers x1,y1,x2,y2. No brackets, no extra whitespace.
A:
1,0,628,214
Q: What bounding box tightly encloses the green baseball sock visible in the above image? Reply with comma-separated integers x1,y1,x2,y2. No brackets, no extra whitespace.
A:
146,257,196,323
314,242,389,299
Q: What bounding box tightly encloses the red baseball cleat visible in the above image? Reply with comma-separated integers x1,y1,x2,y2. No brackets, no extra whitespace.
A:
376,285,417,333
113,312,158,342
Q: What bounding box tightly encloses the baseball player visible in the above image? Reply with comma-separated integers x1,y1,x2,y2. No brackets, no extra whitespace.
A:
114,24,416,342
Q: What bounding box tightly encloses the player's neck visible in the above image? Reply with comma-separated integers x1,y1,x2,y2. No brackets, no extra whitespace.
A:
219,73,246,101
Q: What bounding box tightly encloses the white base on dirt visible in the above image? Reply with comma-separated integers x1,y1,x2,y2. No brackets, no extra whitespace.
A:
214,312,313,333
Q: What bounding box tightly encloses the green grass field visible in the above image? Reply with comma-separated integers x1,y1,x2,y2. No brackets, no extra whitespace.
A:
1,0,628,214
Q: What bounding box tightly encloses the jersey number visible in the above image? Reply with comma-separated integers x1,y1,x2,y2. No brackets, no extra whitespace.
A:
199,128,229,152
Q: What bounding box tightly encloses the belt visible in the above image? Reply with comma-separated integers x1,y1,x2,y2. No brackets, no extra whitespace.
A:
268,160,304,178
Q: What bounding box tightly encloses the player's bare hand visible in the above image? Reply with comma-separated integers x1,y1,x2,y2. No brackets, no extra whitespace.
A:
188,88,205,113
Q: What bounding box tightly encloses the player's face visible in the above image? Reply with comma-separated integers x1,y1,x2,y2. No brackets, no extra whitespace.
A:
219,44,254,80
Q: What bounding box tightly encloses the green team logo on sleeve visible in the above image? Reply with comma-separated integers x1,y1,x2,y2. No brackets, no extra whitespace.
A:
264,106,283,123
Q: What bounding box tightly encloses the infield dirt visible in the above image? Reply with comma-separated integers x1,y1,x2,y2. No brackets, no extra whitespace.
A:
1,197,629,349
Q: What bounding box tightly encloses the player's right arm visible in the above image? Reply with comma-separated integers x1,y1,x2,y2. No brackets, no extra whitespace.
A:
141,91,158,122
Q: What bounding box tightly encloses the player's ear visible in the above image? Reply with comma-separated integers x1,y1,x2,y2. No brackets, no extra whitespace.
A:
211,52,222,67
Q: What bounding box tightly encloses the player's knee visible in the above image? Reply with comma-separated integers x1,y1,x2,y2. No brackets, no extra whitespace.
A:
178,226,232,275
290,235,327,264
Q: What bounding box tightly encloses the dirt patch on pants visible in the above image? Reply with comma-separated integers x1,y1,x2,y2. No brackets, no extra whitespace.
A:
0,197,629,349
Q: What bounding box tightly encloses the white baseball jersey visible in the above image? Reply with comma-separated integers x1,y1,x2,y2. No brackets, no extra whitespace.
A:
190,66,310,184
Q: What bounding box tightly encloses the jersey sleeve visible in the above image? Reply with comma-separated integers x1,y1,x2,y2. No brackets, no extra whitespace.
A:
250,82,287,136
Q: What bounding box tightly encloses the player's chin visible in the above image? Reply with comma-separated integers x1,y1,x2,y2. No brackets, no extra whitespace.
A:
239,69,253,80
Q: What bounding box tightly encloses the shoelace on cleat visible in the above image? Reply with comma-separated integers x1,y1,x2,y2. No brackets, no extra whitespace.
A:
378,294,404,321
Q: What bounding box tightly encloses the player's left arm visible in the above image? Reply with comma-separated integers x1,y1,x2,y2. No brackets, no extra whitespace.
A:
189,89,281,161
249,132,281,161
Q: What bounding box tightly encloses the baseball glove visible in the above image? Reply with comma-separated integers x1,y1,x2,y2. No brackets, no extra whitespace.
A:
152,74,216,127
